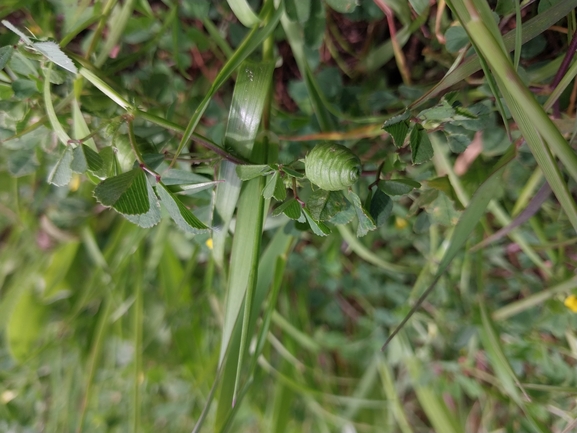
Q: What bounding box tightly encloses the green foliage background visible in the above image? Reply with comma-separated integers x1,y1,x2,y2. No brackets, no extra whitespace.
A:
1,0,577,432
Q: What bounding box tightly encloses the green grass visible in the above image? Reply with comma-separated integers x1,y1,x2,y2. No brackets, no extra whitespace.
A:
1,0,577,432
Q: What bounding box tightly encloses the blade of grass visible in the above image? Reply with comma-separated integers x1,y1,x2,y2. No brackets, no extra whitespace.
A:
95,0,137,67
450,0,577,233
409,0,577,109
478,301,548,433
337,225,412,275
171,1,282,164
377,354,414,433
131,251,143,433
493,276,577,321
227,0,261,27
431,135,550,272
398,334,462,433
383,146,517,350
280,9,335,131
214,57,276,427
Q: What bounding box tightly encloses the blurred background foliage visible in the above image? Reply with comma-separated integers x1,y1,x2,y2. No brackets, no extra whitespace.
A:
1,0,577,432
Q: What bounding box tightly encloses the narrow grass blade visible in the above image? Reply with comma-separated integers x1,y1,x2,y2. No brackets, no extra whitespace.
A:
479,302,548,433
171,1,282,163
409,0,577,109
493,276,577,321
383,147,516,350
95,0,137,67
227,0,261,27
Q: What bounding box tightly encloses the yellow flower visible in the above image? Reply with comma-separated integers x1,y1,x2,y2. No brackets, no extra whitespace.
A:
564,295,577,313
395,216,408,230
205,238,213,250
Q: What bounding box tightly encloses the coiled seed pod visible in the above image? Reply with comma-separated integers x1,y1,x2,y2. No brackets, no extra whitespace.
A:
305,143,361,191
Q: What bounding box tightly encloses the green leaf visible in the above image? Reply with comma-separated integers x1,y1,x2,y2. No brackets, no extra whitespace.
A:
446,133,471,153
285,0,310,22
445,26,469,52
272,199,303,220
307,189,350,221
71,144,104,173
32,39,78,74
369,189,393,227
382,111,411,147
281,166,304,178
329,203,356,225
425,177,464,209
8,149,38,177
424,191,461,226
227,0,260,27
93,168,150,215
303,207,331,236
0,45,15,70
161,169,212,185
92,146,116,179
155,183,209,233
0,82,14,99
173,5,281,162
48,147,74,186
236,164,272,180
273,172,287,201
349,191,376,237
263,171,279,199
0,21,78,74
409,125,434,164
7,289,46,363
123,178,161,228
409,0,429,14
12,79,38,98
325,0,358,13
379,178,420,196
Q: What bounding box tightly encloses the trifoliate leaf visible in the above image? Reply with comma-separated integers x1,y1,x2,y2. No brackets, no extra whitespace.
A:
161,169,212,185
33,41,78,74
348,191,376,237
378,178,421,196
48,147,74,186
8,149,39,177
1,21,78,74
123,177,161,228
445,26,469,53
447,133,471,153
303,208,331,236
71,144,103,173
236,164,272,180
141,153,165,170
272,199,303,220
93,168,149,215
409,125,434,164
383,110,411,148
424,191,461,226
307,189,350,221
369,189,393,227
156,182,209,234
263,171,279,200
281,166,304,178
0,45,15,70
273,172,287,201
92,146,115,179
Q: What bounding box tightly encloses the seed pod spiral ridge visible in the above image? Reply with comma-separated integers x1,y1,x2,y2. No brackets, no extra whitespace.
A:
305,143,361,191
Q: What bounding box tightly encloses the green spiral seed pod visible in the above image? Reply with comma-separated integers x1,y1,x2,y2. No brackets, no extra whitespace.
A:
305,143,361,191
